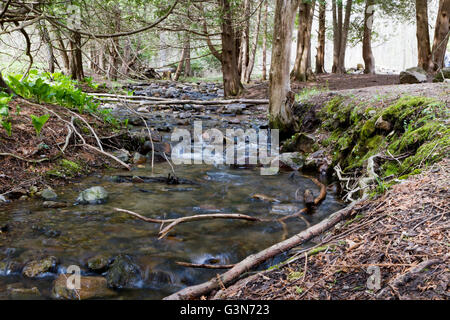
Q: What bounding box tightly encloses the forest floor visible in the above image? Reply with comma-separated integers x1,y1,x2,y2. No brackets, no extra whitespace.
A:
213,159,449,300
0,98,135,199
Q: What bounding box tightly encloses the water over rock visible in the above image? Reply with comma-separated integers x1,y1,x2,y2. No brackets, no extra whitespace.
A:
106,254,142,289
22,256,57,278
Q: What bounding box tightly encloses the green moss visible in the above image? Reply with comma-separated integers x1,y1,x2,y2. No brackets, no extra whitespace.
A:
360,119,376,140
381,96,439,130
46,159,84,179
389,121,447,154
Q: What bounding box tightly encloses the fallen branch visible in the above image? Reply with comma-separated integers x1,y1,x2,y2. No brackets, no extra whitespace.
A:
176,262,235,269
91,95,269,106
164,200,362,300
114,208,261,239
0,152,49,163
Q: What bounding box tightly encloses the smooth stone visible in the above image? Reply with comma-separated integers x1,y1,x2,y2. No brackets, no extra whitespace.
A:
41,188,58,201
53,274,117,300
76,187,109,205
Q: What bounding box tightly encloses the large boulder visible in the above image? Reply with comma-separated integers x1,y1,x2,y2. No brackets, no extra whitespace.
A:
76,187,108,205
53,274,116,300
400,67,427,84
433,67,450,82
22,256,57,278
106,254,141,289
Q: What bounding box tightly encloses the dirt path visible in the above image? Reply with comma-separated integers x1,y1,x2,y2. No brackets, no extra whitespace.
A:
243,74,401,99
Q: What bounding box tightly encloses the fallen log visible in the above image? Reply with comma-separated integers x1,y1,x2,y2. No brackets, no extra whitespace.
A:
163,200,362,300
89,95,269,106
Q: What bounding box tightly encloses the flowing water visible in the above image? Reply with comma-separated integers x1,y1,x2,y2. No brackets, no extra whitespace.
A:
0,162,344,299
0,83,345,299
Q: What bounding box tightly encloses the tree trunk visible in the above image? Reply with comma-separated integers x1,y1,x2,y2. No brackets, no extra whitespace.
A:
184,35,192,77
54,29,70,75
174,41,188,81
269,0,299,134
291,1,316,81
39,21,55,73
120,38,132,75
240,0,251,82
363,0,376,74
337,0,353,74
220,0,243,97
244,2,262,83
415,0,432,71
69,31,84,81
108,9,121,80
262,0,268,80
315,1,326,74
431,0,450,70
332,0,342,73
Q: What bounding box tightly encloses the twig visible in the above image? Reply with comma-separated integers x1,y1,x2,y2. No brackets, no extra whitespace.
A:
176,262,235,269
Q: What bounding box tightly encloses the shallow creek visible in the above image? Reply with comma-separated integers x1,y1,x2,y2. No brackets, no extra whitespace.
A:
0,163,344,299
0,83,344,299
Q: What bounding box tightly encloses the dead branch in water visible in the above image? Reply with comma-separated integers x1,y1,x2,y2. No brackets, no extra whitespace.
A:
114,208,261,239
175,262,235,269
163,200,363,300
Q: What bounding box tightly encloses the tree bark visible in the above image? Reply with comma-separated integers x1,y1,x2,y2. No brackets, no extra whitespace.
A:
240,0,251,82
269,0,299,135
415,0,432,71
431,0,450,70
262,0,268,80
220,0,243,97
39,21,55,73
363,0,376,74
69,31,84,81
337,0,353,74
315,1,326,74
291,1,316,81
184,35,192,77
54,28,70,75
332,0,342,73
174,39,188,81
244,1,262,83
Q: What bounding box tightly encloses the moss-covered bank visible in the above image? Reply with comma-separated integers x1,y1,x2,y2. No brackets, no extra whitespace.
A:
287,90,449,198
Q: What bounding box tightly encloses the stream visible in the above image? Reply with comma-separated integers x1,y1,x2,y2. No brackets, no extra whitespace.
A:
0,82,345,300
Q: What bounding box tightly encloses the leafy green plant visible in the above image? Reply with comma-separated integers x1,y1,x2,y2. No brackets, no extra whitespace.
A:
1,120,12,136
0,92,13,136
31,114,51,137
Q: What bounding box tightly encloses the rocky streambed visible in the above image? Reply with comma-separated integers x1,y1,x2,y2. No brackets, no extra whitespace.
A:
0,81,344,300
